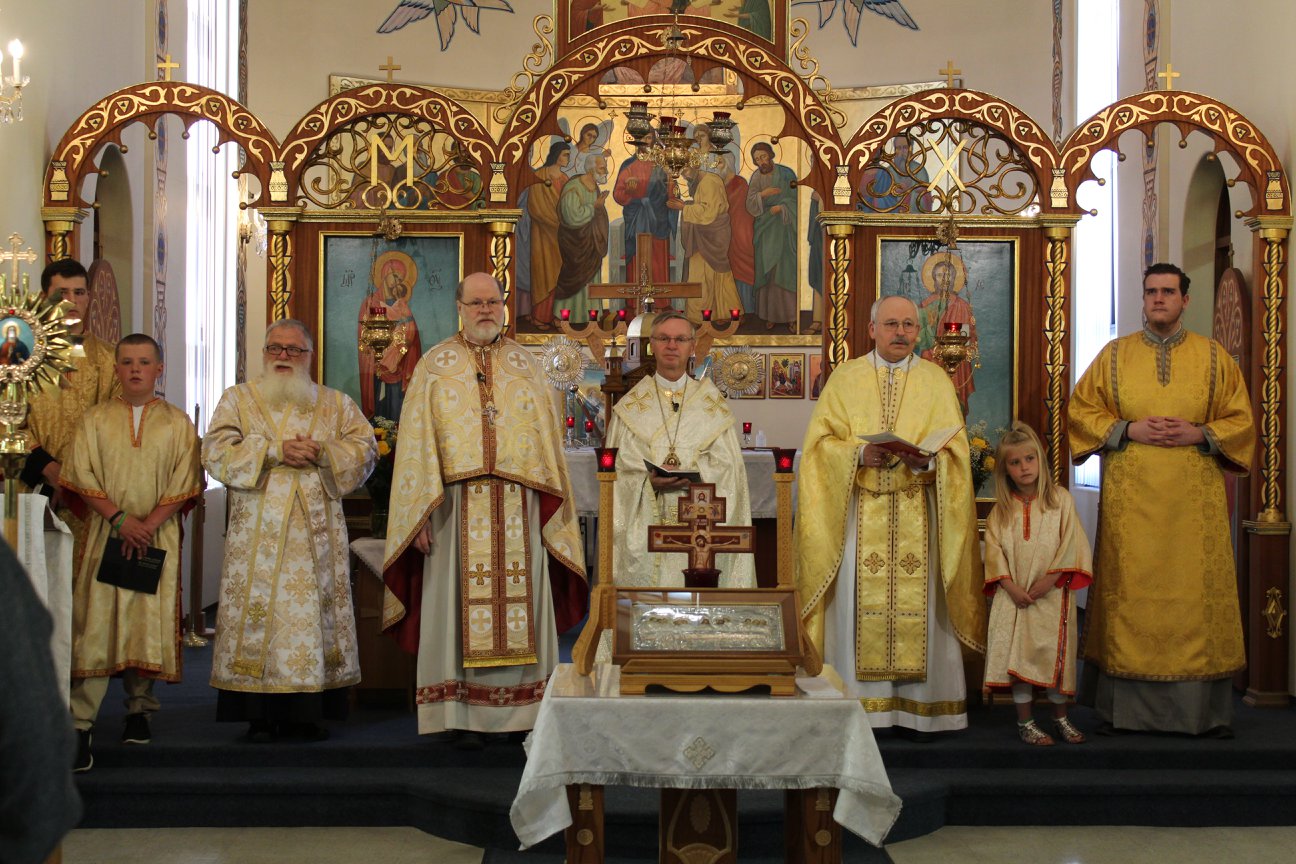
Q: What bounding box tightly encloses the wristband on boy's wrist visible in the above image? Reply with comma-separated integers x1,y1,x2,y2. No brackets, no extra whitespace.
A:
111,511,128,532
108,509,124,527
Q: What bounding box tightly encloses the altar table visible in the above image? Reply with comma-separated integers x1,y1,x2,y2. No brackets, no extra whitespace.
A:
510,664,901,863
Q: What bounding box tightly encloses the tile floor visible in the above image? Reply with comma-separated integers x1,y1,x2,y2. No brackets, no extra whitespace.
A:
61,825,1296,863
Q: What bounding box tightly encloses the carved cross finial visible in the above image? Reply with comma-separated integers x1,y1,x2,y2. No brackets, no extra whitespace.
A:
939,60,962,88
157,54,180,82
379,56,401,84
0,234,38,289
1157,62,1181,90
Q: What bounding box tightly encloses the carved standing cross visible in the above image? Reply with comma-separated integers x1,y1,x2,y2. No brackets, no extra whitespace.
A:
939,60,962,87
0,234,37,289
1158,62,1181,90
590,233,701,315
157,54,180,82
647,483,755,573
379,56,401,84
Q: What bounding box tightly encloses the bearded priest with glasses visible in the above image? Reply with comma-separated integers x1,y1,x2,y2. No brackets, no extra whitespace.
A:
203,320,377,743
597,310,753,661
382,273,586,749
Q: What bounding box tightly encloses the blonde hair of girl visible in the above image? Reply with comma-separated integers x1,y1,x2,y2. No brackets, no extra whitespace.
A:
992,421,1059,513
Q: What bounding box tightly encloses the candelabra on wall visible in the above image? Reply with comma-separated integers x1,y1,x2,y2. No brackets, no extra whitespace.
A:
0,37,26,123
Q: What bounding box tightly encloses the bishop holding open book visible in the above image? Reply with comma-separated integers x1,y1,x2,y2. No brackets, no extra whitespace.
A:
796,295,985,740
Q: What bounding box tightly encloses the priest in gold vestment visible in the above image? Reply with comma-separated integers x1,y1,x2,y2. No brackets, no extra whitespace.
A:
797,296,985,736
20,260,120,544
1069,263,1254,735
601,312,752,660
383,273,586,747
60,335,203,768
204,321,376,741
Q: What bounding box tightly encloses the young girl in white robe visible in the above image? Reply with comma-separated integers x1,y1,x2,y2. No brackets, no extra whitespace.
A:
983,422,1093,746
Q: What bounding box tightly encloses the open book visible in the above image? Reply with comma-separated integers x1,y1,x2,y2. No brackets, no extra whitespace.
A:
858,425,962,459
643,460,703,484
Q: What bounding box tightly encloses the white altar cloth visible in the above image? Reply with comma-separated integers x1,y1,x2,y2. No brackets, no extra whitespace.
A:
509,664,901,849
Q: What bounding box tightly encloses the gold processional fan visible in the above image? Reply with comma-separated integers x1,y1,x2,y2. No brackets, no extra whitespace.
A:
712,346,764,398
0,235,79,546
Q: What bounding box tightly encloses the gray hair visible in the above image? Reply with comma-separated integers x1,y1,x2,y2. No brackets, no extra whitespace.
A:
870,295,918,324
265,319,314,351
649,309,697,337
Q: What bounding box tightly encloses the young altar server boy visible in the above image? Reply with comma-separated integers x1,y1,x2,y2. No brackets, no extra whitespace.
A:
60,334,203,772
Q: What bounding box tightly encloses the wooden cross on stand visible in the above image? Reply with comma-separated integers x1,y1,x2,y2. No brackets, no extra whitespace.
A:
647,483,755,586
590,233,701,316
0,234,38,289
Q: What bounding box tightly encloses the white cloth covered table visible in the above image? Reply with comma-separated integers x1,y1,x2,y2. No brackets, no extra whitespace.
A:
563,448,799,517
3,493,74,705
510,664,902,849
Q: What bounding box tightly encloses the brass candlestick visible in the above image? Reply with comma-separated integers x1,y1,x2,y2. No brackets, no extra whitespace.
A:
358,302,406,366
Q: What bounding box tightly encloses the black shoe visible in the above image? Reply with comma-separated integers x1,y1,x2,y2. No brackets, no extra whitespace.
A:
1202,725,1235,740
896,727,936,743
122,713,151,744
287,722,330,742
453,730,485,751
1096,721,1130,737
245,720,276,743
73,730,93,773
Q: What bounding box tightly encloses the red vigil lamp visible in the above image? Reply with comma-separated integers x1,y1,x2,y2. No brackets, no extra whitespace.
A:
597,447,618,472
584,419,595,433
729,308,740,321
773,448,797,473
742,421,752,435
616,308,628,322
588,308,598,321
566,415,576,429
560,309,571,321
944,321,962,334
702,309,712,321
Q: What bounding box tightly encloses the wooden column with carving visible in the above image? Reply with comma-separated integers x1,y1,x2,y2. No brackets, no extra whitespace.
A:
262,208,301,323
564,783,605,863
785,788,841,863
1242,219,1291,707
489,219,514,329
41,208,86,263
660,788,737,864
823,222,853,376
1042,221,1076,484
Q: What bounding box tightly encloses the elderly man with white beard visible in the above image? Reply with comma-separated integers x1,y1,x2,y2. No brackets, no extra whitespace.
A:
203,320,376,742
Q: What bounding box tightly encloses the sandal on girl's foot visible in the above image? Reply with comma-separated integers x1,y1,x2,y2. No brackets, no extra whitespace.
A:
1053,717,1086,744
1018,719,1055,746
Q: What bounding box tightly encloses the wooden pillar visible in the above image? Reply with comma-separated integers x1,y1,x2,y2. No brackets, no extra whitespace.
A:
823,222,853,375
1242,219,1291,707
1042,221,1077,485
785,788,841,864
660,788,737,864
261,208,301,322
488,220,515,330
41,208,86,264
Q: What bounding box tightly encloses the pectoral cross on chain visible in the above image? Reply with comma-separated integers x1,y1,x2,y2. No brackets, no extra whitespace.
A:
483,402,498,426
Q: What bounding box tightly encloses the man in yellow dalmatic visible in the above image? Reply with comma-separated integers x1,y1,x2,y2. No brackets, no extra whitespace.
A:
20,260,120,541
1069,262,1254,737
604,311,752,658
797,295,985,739
383,273,586,749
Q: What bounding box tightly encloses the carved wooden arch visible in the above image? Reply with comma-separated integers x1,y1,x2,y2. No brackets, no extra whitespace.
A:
43,82,280,210
839,88,1063,214
274,83,500,208
1060,90,1290,218
497,18,846,198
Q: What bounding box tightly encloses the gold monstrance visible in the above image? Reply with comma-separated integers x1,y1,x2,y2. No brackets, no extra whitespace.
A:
0,233,80,548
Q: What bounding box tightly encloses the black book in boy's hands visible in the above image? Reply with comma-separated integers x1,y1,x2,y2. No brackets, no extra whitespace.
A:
643,460,703,484
96,537,167,594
